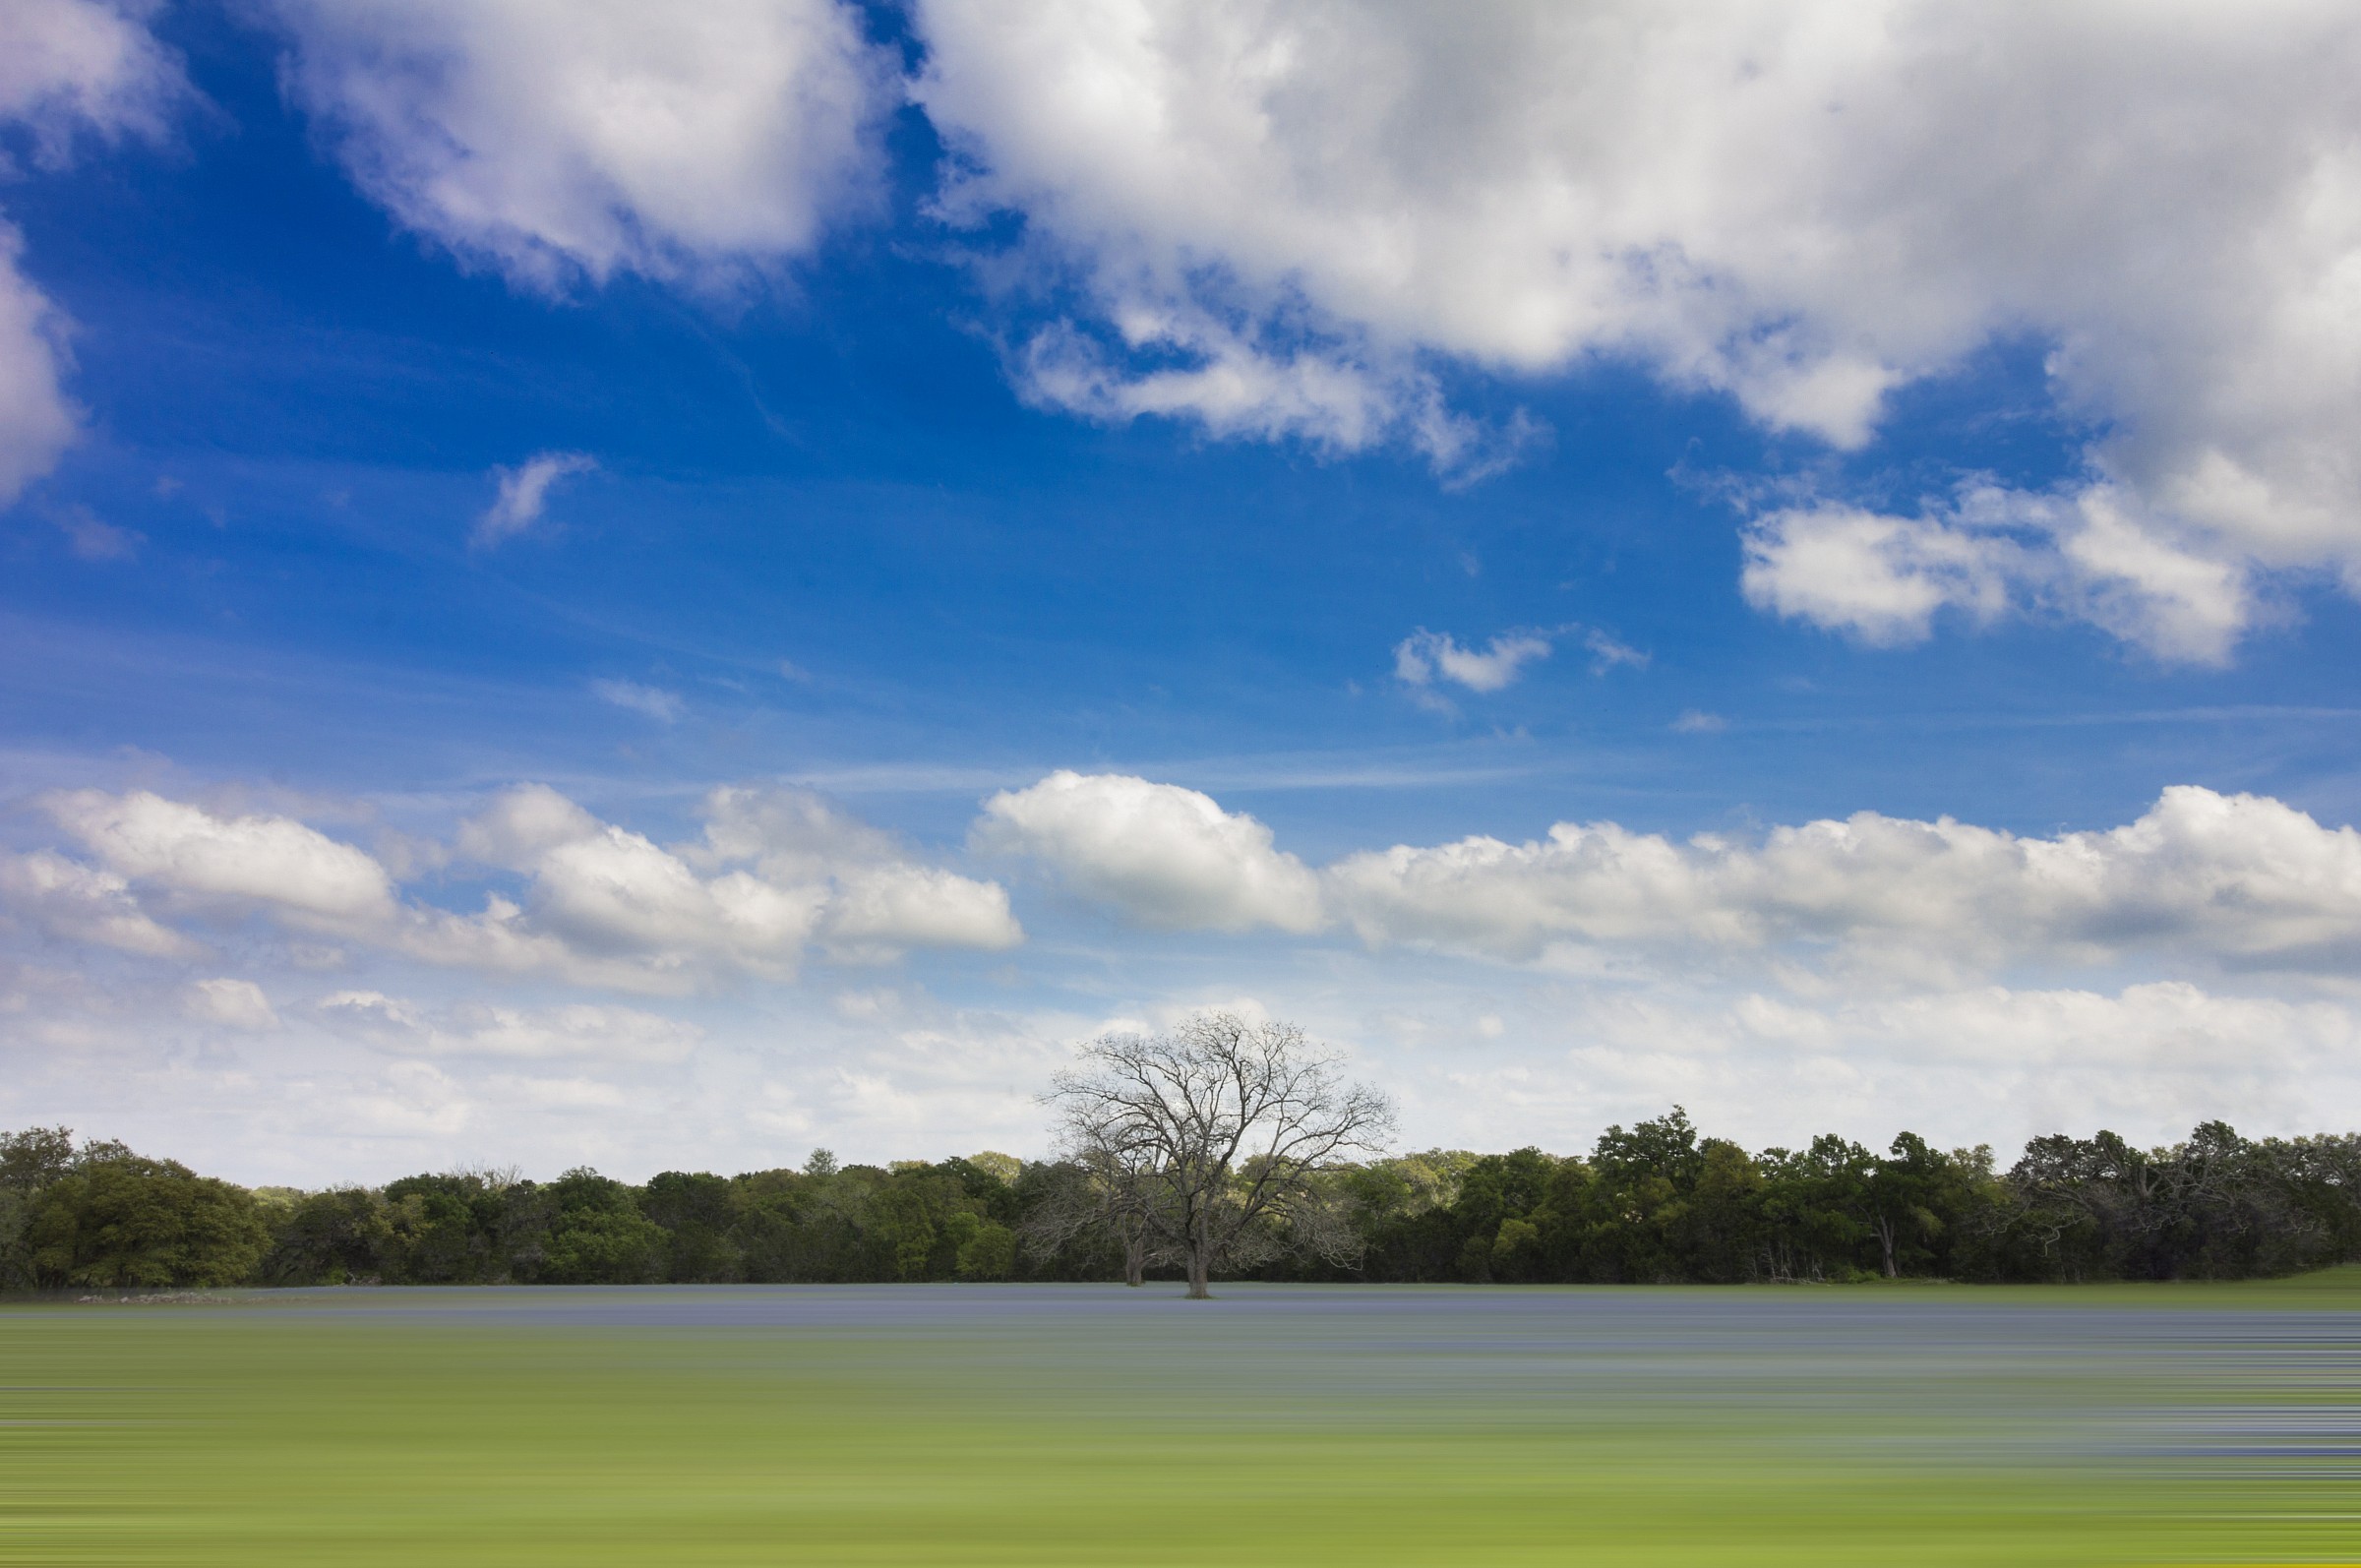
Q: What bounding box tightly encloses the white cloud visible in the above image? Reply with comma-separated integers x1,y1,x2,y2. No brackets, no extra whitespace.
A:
451,782,1022,977
590,678,684,723
1393,629,1550,694
0,0,183,165
910,0,2361,650
22,781,1019,992
1741,483,2253,663
475,451,595,546
183,977,279,1031
43,788,400,926
266,0,894,291
1006,312,1530,479
973,771,2361,982
821,863,1027,960
1326,784,2361,975
1501,976,2361,1153
975,769,1322,933
0,847,196,956
1580,630,1648,674
0,225,78,509
322,992,700,1063
0,1,185,507
1670,710,1725,735
489,1073,630,1112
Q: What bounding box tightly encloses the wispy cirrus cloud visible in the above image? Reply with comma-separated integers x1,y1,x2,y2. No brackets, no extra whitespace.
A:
589,678,683,723
475,451,597,547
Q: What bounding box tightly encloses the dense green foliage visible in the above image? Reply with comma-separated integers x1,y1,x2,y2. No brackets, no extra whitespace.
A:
5,1113,2358,1289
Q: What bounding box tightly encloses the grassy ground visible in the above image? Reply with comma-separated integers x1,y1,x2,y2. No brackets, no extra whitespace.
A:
5,1275,2360,1565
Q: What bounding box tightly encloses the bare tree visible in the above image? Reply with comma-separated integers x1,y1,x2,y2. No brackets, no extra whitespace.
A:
1019,1142,1157,1286
1044,1012,1394,1298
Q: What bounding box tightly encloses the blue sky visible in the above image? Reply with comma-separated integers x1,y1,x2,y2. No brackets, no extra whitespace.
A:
5,0,2361,1183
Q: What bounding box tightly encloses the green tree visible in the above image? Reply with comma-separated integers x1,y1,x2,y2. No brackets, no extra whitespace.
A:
638,1171,741,1282
1583,1110,1708,1283
26,1151,271,1289
944,1210,1018,1280
537,1169,664,1285
1867,1133,1962,1278
1,1126,80,1288
261,1186,396,1285
1757,1135,1879,1282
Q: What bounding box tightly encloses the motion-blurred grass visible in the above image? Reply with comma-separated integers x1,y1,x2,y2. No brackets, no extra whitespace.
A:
6,1275,2360,1565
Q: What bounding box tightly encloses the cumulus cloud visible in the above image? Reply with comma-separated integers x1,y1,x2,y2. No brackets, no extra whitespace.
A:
183,977,279,1031
43,788,400,926
0,847,197,955
266,0,894,291
1393,630,1551,694
0,1,185,506
449,782,1021,975
974,770,1322,933
476,451,595,546
1741,484,2253,663
23,781,1019,991
909,0,2361,650
1326,785,2361,976
974,771,2361,981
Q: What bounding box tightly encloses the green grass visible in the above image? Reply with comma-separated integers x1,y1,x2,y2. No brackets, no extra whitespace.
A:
6,1277,2361,1565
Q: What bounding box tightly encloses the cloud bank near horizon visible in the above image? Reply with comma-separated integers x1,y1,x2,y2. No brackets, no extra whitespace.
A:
8,763,2361,1180
14,769,2359,1002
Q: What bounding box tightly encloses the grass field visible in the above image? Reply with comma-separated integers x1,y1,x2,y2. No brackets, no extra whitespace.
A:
6,1274,2361,1565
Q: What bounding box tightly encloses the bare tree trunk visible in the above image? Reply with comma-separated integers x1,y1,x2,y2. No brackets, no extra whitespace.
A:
1873,1216,1899,1278
1185,1248,1211,1298
1123,1233,1145,1288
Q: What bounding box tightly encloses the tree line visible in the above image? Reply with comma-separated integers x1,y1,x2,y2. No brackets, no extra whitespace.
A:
7,1113,2358,1293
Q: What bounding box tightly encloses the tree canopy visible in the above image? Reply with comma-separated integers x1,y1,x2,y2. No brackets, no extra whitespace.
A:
4,1110,2359,1293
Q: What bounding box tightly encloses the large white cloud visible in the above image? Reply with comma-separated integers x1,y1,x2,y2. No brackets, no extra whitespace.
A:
242,0,2361,657
974,772,2361,980
975,769,1323,934
0,0,186,506
44,789,401,925
1327,784,2361,975
26,781,1019,991
911,0,2361,652
266,0,895,290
